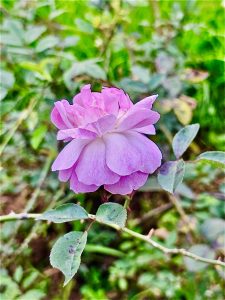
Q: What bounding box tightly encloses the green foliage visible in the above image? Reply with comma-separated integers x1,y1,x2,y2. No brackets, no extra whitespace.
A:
1,0,225,298
39,203,89,223
96,202,127,228
184,244,215,272
158,160,185,194
172,124,200,159
197,151,225,168
50,231,87,286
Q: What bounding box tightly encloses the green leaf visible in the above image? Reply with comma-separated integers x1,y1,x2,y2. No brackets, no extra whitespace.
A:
0,87,8,101
22,271,39,289
119,78,148,95
0,70,15,100
140,177,195,199
200,218,225,242
13,266,23,283
30,125,47,149
39,204,89,223
19,61,52,82
17,290,46,300
50,231,87,286
157,160,185,194
63,59,106,89
25,25,46,44
2,19,25,46
96,202,127,228
148,74,165,90
0,272,21,300
184,244,215,272
85,63,106,80
172,124,200,158
197,151,225,167
36,35,59,52
75,18,94,33
0,70,15,89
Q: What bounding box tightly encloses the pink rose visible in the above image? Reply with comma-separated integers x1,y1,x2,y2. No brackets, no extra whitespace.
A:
51,85,162,195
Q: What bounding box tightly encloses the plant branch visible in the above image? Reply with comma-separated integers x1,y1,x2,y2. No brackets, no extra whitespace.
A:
0,212,224,268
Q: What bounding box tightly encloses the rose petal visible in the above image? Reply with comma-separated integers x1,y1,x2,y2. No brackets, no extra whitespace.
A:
58,167,73,182
70,171,98,193
73,84,92,107
57,128,97,140
134,124,156,135
54,100,74,128
124,131,162,173
105,172,148,195
86,114,117,136
104,132,141,176
135,95,158,109
51,106,67,130
117,108,160,131
76,138,120,185
52,139,89,171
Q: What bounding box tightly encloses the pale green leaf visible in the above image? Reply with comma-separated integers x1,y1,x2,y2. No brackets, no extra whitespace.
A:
36,35,59,52
30,125,47,149
172,124,200,158
157,160,185,194
25,25,46,44
39,203,89,223
184,244,215,272
0,70,15,89
50,231,87,286
63,59,106,89
197,151,225,168
17,290,46,300
96,202,127,228
200,218,225,242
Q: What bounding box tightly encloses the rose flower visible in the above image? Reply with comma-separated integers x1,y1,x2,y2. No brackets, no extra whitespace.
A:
51,85,162,195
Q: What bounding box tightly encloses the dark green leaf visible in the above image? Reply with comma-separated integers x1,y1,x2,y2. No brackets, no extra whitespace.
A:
96,202,127,228
157,160,185,194
39,204,89,223
50,231,87,286
172,124,200,158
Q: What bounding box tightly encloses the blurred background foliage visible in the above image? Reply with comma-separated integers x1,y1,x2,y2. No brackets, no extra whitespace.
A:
0,0,224,299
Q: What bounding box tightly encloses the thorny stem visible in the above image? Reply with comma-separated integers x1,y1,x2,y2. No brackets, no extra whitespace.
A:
0,212,224,268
